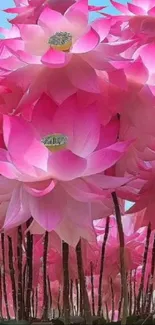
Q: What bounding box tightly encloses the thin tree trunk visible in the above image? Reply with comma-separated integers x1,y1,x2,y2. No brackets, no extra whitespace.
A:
118,286,123,321
75,279,79,315
97,216,110,316
1,233,10,319
90,262,95,316
0,267,2,319
17,226,24,320
8,236,17,319
70,279,73,316
110,278,115,322
146,234,155,314
62,241,70,324
47,275,52,311
76,240,92,325
137,223,151,314
35,287,38,319
112,192,128,325
129,271,132,316
25,228,33,320
133,269,137,315
42,231,49,320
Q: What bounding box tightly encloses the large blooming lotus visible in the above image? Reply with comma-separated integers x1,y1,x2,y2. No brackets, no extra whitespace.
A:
0,94,132,233
4,0,135,71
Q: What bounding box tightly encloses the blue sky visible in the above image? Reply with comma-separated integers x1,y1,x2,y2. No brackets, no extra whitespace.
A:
0,0,130,28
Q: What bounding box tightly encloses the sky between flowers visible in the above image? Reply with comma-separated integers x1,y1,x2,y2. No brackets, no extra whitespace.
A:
0,0,129,28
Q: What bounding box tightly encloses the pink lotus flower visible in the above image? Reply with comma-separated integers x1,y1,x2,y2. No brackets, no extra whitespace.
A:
0,94,132,234
5,0,135,72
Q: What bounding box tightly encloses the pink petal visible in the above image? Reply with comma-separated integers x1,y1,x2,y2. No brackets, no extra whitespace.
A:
96,118,119,150
17,24,48,56
6,40,41,64
66,56,100,93
124,60,149,87
133,0,151,11
89,5,106,11
71,28,100,54
65,0,88,27
82,50,113,70
84,141,133,176
38,7,64,31
3,185,30,230
62,178,105,202
140,17,155,36
17,24,45,42
133,43,155,73
110,0,130,14
65,0,88,17
0,176,17,197
0,148,20,179
51,95,100,157
41,48,70,68
85,174,134,190
70,104,100,157
48,95,76,140
56,215,96,247
148,6,155,15
47,69,77,104
28,185,66,231
126,197,149,214
24,179,57,197
48,150,87,181
127,3,146,14
32,93,57,137
98,39,136,58
92,18,111,42
3,115,49,173
27,220,45,235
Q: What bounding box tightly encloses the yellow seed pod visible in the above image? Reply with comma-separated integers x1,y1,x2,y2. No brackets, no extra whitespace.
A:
41,133,68,152
48,31,72,52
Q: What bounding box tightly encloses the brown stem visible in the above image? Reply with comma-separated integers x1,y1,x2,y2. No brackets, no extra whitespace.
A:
129,271,132,316
133,269,137,315
90,262,95,316
105,302,109,323
143,274,150,314
97,216,110,316
25,228,33,320
35,287,38,319
57,286,61,317
75,279,79,315
118,286,123,321
42,231,49,320
22,262,27,318
1,233,10,319
76,240,92,324
146,234,155,314
110,277,115,321
47,275,52,310
112,192,128,325
137,223,151,314
8,236,17,319
62,241,70,325
0,266,2,319
17,226,24,320
70,279,73,316
31,288,35,318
